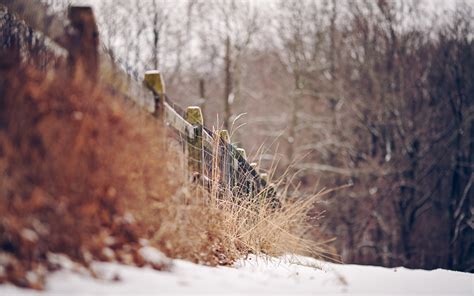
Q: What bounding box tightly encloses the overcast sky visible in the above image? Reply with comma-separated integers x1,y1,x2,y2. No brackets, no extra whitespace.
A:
73,0,464,13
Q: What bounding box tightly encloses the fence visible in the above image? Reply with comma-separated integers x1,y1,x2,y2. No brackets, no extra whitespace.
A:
1,0,276,202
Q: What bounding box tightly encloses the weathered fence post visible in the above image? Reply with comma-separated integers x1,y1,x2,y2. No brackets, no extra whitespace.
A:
259,173,277,206
235,148,250,194
219,130,230,143
250,162,257,171
260,173,268,184
235,147,247,186
260,173,269,198
218,129,232,190
236,148,247,160
185,106,203,177
249,162,258,197
144,70,166,118
67,6,99,80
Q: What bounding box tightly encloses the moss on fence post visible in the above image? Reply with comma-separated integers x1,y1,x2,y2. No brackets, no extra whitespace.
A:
144,70,166,118
185,106,203,177
219,130,230,142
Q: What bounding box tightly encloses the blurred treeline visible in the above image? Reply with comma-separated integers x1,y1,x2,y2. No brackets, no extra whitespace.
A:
6,0,473,271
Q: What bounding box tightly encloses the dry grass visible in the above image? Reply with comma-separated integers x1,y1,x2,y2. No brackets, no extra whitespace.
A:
135,175,336,266
0,52,334,289
136,130,337,265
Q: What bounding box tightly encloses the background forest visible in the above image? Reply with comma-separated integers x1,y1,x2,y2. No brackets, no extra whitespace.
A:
41,0,473,272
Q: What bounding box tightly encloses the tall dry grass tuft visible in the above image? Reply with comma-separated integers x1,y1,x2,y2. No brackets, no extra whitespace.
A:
136,127,338,265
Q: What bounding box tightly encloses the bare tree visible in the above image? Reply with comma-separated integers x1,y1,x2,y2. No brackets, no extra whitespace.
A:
87,0,473,271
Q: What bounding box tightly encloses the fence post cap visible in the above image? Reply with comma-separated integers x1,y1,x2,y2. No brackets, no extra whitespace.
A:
185,106,204,125
236,148,247,160
69,5,93,12
144,70,166,95
260,173,268,182
68,6,95,24
219,129,230,142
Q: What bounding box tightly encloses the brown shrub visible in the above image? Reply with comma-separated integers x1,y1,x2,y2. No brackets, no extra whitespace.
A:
0,59,173,288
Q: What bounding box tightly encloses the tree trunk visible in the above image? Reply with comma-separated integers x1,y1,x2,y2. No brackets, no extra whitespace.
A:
287,74,300,164
224,36,232,130
199,78,206,118
152,0,160,70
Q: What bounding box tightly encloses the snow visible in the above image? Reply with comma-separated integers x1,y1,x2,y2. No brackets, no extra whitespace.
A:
139,246,172,266
1,253,472,295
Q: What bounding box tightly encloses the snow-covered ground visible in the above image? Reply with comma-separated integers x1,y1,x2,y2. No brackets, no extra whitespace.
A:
1,251,472,295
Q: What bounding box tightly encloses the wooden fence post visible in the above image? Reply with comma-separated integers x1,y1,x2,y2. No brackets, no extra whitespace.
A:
219,130,230,143
67,6,99,80
218,129,231,189
236,148,247,160
235,148,249,194
185,106,203,176
260,173,268,184
249,163,258,197
260,173,269,197
259,173,277,206
144,70,166,118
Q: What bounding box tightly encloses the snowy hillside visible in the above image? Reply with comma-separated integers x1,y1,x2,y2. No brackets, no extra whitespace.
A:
1,250,472,295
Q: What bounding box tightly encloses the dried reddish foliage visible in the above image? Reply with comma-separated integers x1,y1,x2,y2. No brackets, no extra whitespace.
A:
0,59,171,289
